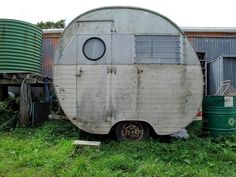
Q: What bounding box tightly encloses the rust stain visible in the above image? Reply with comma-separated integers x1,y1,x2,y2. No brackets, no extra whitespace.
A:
42,33,60,77
185,32,236,38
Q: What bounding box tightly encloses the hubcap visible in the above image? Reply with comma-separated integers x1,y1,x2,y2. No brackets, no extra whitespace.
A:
121,122,144,140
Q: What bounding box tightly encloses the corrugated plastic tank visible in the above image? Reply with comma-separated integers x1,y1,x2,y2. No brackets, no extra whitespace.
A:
0,19,43,74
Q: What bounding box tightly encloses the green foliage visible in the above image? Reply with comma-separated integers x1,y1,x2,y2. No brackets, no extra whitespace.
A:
0,120,235,177
36,20,65,29
0,98,19,132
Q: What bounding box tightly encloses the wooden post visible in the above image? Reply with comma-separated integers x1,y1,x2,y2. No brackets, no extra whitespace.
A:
19,83,31,127
0,84,8,101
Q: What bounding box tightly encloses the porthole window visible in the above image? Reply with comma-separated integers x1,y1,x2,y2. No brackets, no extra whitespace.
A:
83,37,106,61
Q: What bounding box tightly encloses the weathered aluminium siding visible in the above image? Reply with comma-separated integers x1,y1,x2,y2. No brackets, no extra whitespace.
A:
54,64,202,135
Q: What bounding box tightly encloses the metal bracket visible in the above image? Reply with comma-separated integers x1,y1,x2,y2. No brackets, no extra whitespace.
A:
75,68,83,77
137,68,143,74
112,66,116,74
107,66,117,74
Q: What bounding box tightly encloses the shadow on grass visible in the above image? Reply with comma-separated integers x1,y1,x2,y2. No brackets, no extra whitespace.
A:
2,118,235,146
1,118,205,143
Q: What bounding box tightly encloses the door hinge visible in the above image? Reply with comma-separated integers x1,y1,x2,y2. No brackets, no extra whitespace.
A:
107,66,116,74
107,66,112,74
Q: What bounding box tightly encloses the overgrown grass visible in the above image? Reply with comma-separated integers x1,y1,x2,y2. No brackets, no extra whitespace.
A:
0,119,235,177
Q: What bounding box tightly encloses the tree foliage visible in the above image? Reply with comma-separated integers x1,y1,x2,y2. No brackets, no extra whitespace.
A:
36,20,65,29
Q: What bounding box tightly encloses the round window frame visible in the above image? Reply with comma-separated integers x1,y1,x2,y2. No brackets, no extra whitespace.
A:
82,37,106,61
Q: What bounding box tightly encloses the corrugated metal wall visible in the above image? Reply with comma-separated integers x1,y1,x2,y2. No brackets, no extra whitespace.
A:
207,57,224,95
207,56,236,95
41,34,60,78
223,57,236,89
187,36,236,95
187,36,236,63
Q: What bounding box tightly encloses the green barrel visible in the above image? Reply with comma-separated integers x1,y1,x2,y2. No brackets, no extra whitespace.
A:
202,96,236,136
0,19,43,74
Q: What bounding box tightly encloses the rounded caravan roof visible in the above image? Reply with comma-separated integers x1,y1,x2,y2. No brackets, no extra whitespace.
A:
58,6,185,52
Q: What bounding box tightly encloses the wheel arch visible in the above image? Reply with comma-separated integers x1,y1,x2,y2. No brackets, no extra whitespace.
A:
110,120,155,134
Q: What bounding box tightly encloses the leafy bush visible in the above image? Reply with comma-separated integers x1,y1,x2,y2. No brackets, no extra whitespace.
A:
0,97,19,131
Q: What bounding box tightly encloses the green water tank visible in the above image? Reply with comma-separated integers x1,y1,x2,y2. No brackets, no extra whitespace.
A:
0,19,43,74
203,96,236,136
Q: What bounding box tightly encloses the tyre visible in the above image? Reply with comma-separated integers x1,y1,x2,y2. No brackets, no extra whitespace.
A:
115,121,149,141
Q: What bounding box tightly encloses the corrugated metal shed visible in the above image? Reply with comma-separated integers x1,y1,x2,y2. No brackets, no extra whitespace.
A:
41,29,62,78
187,36,236,63
208,55,236,95
184,28,236,95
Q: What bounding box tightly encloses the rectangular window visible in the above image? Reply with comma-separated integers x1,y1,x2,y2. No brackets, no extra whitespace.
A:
134,35,181,64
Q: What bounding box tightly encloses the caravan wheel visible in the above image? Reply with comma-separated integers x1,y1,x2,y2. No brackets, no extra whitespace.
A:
115,122,149,141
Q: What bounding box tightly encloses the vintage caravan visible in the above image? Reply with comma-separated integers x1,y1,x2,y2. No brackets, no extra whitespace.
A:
54,7,203,140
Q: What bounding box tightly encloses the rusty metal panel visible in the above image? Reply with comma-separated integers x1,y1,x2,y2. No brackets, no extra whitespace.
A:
42,35,60,78
183,28,236,37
